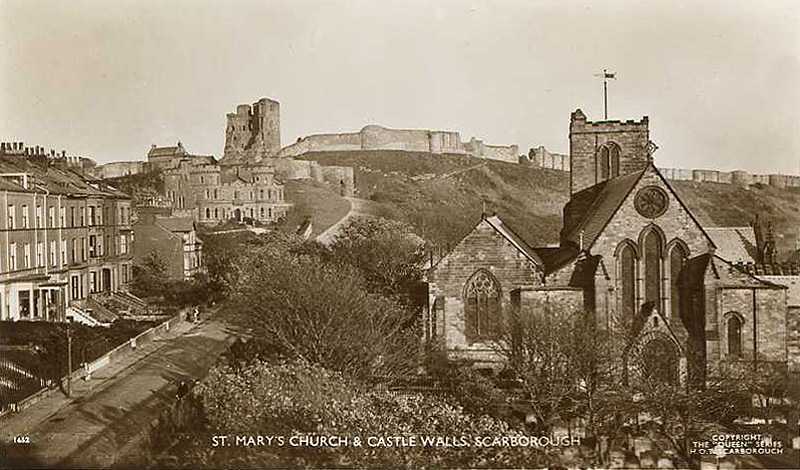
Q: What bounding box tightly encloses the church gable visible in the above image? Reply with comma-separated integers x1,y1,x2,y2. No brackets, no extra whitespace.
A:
590,164,714,259
427,216,541,297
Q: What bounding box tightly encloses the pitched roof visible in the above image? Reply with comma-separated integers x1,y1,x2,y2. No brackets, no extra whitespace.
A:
532,245,579,275
560,163,716,252
561,169,645,249
155,216,194,233
485,215,543,266
148,146,179,157
705,227,758,263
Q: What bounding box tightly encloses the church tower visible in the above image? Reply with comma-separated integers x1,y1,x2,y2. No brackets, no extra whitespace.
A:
569,109,650,195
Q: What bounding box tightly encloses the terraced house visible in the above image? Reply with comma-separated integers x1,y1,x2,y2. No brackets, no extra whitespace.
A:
0,143,133,324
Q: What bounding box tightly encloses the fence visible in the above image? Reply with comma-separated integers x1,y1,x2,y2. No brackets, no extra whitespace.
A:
0,309,186,418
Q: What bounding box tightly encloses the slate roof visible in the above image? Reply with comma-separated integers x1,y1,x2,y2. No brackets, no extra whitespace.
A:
148,145,185,158
561,169,645,249
560,163,716,253
0,156,128,198
705,227,758,263
484,215,543,266
155,216,194,233
532,246,580,275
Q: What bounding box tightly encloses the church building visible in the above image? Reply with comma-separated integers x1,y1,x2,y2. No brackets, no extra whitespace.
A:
425,109,792,384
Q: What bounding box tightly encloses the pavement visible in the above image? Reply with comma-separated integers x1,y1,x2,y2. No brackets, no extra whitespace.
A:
0,317,236,469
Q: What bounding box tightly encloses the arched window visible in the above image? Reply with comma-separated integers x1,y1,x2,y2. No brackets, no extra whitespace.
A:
205,208,210,219
260,207,265,218
260,189,264,199
268,207,272,218
609,144,620,177
642,228,663,307
597,146,610,181
669,243,688,319
464,270,501,342
618,243,637,321
214,208,219,219
727,315,742,357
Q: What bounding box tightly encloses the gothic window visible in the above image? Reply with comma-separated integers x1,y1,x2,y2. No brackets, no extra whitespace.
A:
727,315,742,357
618,243,637,321
609,144,620,177
597,146,610,181
431,297,444,339
669,243,688,319
464,270,501,342
642,228,663,306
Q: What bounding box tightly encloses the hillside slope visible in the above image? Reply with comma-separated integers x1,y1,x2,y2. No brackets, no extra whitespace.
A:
300,151,800,259
282,179,351,238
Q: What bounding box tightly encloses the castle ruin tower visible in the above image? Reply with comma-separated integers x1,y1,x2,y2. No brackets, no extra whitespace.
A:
568,109,650,195
223,97,281,163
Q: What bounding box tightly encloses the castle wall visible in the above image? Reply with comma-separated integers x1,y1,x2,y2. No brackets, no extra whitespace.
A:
361,125,432,152
278,133,362,158
276,124,513,162
92,161,145,179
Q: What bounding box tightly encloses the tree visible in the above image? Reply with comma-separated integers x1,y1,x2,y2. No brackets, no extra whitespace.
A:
328,217,426,309
223,244,419,378
131,251,168,298
492,300,619,434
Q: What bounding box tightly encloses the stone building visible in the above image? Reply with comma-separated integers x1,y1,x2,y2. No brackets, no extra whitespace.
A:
133,208,204,280
163,160,291,225
426,109,794,383
0,143,133,323
222,98,281,163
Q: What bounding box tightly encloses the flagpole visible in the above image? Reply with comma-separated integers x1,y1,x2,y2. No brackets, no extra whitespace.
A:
603,68,608,119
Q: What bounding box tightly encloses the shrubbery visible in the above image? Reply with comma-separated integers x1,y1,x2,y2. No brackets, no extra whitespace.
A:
160,360,558,469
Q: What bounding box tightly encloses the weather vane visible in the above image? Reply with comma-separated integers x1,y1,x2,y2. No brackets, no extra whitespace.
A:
594,69,616,119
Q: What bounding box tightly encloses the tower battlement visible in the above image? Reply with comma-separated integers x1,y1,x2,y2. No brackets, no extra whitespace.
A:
569,109,650,195
223,97,281,163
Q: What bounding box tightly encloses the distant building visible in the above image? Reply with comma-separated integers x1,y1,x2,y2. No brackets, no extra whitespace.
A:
0,142,133,323
163,160,292,225
134,209,203,280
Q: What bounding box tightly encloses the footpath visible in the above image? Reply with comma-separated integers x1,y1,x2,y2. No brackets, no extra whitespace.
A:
0,317,235,468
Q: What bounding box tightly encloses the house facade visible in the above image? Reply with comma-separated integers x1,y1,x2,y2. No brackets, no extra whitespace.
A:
0,143,133,323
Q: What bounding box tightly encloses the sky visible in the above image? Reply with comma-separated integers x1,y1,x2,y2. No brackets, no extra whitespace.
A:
1,0,799,174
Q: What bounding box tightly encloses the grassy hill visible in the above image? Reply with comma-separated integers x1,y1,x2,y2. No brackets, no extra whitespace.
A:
299,151,800,259
282,179,350,238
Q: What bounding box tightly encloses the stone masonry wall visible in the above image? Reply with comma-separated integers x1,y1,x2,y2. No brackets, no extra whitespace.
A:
427,219,540,362
569,110,650,195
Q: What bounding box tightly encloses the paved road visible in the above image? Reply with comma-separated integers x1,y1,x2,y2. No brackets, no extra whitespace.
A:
1,319,235,469
316,197,372,245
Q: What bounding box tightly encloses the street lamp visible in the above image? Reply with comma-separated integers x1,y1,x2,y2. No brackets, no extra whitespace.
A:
65,321,72,397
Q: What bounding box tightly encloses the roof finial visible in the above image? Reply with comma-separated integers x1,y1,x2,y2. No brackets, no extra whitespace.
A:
579,230,585,251
481,199,487,219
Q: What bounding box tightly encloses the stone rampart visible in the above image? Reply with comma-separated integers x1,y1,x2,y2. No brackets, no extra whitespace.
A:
276,124,515,163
